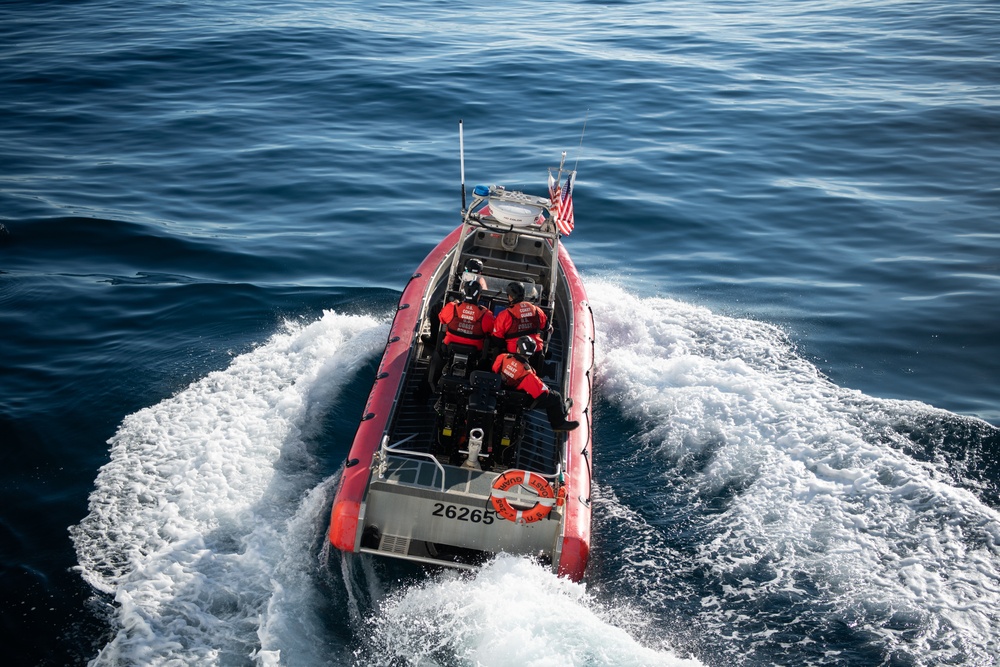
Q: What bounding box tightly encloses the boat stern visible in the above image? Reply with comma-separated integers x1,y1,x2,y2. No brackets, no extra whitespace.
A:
357,455,563,570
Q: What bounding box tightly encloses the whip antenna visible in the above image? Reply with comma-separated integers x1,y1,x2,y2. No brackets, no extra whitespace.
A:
555,150,567,190
573,109,589,172
459,119,467,213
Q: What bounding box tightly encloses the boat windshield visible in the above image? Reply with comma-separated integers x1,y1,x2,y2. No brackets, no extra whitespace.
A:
461,273,540,303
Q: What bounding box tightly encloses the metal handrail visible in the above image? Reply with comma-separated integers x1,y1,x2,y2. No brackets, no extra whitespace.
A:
378,433,447,492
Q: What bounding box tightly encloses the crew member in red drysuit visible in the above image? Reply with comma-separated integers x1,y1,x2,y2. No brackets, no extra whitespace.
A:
424,280,494,396
425,257,487,349
492,336,578,432
492,281,548,371
440,280,494,349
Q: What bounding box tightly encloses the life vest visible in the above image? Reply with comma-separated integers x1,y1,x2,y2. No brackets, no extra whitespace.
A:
496,353,532,390
444,302,488,340
501,301,543,339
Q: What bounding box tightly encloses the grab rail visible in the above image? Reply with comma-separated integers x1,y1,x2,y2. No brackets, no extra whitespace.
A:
377,433,447,492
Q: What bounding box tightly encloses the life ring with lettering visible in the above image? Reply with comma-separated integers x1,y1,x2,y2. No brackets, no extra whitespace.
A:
490,469,555,524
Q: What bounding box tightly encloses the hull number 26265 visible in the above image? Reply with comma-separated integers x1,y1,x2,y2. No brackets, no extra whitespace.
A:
432,502,495,524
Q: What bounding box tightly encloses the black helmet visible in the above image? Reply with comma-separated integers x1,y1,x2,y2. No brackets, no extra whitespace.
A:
463,280,482,302
506,281,525,302
465,258,484,274
516,335,535,357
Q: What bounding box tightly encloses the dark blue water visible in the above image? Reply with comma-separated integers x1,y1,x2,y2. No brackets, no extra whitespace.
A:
3,1,999,665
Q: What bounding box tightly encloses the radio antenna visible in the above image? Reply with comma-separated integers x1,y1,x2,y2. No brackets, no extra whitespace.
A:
459,119,467,212
573,109,589,172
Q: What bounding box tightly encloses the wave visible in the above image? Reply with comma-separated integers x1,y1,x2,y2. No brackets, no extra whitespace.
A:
4,217,289,282
71,310,387,665
70,303,699,667
587,280,1000,665
69,282,1000,666
350,554,701,667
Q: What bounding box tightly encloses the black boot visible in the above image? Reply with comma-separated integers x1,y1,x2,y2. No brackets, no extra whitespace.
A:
540,391,578,432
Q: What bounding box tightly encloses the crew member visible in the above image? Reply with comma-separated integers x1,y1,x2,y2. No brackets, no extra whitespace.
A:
493,336,579,432
461,257,488,291
424,281,494,395
425,257,487,348
492,281,548,370
440,281,494,349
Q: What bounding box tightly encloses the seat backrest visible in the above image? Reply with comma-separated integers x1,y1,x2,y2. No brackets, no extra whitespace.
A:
447,343,479,356
438,374,468,402
446,343,479,378
467,371,501,413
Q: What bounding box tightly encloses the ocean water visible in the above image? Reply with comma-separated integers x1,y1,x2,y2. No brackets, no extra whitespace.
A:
2,0,999,665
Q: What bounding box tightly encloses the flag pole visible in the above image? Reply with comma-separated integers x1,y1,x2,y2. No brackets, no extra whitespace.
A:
544,151,566,335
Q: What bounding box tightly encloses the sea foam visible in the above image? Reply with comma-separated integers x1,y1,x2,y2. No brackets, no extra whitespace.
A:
71,311,386,665
70,283,999,665
71,304,702,667
354,554,702,667
587,280,1000,664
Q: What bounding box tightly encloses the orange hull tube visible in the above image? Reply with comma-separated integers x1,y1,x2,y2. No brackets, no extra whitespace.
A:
554,245,594,581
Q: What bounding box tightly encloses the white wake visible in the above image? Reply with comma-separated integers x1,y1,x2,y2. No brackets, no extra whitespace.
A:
588,280,1000,665
70,304,703,667
354,554,702,667
71,311,387,665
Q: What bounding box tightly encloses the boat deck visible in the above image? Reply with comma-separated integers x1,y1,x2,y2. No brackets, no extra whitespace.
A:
388,314,568,477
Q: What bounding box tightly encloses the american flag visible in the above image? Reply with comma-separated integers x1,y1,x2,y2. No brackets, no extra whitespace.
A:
548,170,576,236
548,170,560,205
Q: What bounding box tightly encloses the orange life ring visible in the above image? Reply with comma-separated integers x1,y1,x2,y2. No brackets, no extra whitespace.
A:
490,469,555,523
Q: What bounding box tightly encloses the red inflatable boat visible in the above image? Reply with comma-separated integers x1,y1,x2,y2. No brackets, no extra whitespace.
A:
328,148,594,581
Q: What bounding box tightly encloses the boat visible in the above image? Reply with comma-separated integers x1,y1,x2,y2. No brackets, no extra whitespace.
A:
327,124,594,581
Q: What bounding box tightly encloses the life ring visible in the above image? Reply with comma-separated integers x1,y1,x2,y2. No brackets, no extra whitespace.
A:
490,469,555,523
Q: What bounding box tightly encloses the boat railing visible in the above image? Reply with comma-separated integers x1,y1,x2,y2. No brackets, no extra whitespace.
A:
466,215,557,245
377,433,447,492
